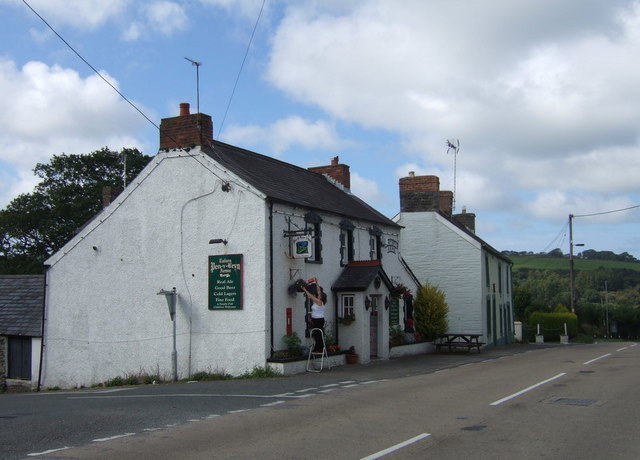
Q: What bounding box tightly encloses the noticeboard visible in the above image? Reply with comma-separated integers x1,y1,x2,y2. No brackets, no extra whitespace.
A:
208,254,243,310
389,297,400,326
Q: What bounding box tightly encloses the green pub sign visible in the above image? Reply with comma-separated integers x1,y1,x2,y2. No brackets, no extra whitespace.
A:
208,254,243,310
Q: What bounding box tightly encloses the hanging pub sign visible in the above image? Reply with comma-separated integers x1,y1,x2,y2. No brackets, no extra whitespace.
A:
208,254,243,310
291,235,313,259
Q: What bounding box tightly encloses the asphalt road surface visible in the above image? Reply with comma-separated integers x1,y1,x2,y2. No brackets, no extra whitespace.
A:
1,341,638,459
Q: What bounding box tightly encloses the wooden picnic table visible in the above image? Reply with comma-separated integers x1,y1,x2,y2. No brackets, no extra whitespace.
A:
435,333,485,353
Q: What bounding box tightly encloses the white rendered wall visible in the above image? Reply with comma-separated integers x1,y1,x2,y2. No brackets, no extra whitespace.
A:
397,212,484,335
42,149,269,388
270,203,415,357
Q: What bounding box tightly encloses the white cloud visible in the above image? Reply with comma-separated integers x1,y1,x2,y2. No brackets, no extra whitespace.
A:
145,1,188,36
221,116,344,155
16,0,130,29
350,172,390,210
266,0,640,227
0,58,148,206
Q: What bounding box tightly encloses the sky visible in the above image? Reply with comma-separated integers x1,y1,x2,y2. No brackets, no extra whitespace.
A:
1,0,639,258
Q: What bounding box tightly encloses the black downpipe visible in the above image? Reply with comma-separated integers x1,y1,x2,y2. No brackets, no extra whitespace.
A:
333,291,339,345
268,201,274,356
37,266,48,392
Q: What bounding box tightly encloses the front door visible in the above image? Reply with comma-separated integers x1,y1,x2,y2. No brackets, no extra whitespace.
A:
369,296,379,358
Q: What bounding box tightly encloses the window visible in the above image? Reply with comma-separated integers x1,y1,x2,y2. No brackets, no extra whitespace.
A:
304,211,322,263
8,336,31,380
341,295,355,317
498,263,503,293
339,220,354,266
369,226,382,260
485,255,490,287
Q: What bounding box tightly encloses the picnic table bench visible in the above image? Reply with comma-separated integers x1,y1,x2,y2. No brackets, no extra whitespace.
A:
435,333,485,353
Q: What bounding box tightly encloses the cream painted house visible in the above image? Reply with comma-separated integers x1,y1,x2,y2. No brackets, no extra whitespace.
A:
40,104,419,389
395,173,515,347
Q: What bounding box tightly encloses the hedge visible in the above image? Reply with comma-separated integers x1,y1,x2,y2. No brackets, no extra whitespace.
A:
527,312,578,341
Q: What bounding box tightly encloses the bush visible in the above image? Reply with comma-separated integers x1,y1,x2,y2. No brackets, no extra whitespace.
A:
413,282,449,341
528,311,578,341
282,332,303,357
238,366,282,379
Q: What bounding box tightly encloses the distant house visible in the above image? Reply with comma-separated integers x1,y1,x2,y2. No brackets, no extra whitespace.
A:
40,104,419,389
0,275,44,391
395,173,514,347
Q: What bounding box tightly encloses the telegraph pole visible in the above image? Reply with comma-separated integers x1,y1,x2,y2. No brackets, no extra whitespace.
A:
569,214,576,313
568,214,584,313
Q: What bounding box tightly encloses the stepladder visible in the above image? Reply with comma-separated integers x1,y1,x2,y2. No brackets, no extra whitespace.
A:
306,328,330,372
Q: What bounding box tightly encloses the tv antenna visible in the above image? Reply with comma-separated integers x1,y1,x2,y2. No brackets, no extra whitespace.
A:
446,139,460,211
184,57,202,113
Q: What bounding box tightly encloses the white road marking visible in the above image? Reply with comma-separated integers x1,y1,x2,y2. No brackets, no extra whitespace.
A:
584,353,611,365
360,433,431,460
490,373,566,406
92,433,135,442
69,392,308,400
228,409,251,414
27,447,71,456
321,383,339,388
261,400,285,407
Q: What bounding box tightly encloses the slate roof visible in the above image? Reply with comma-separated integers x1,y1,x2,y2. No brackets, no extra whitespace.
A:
332,260,393,292
439,210,512,264
0,275,44,337
205,141,400,228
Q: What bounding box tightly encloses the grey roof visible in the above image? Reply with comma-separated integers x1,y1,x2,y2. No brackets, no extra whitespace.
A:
205,141,400,228
332,261,393,292
0,275,44,337
442,211,512,264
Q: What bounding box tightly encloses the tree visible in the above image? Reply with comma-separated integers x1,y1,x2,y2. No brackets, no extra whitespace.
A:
413,282,449,340
0,147,152,274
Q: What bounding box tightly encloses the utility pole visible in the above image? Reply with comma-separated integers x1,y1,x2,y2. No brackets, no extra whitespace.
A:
569,214,576,313
568,214,584,313
605,280,609,338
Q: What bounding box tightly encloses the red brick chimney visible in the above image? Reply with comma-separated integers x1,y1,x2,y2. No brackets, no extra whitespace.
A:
159,103,213,150
308,156,351,189
453,207,476,233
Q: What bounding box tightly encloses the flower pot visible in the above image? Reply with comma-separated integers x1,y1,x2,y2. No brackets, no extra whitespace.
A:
346,353,359,364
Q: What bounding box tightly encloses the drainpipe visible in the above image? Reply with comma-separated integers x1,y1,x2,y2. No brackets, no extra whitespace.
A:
269,201,274,356
333,290,339,345
37,266,49,392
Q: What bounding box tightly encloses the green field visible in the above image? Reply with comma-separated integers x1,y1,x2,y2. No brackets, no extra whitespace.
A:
510,255,640,272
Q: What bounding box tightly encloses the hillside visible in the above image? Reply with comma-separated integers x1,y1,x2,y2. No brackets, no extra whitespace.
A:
509,255,640,272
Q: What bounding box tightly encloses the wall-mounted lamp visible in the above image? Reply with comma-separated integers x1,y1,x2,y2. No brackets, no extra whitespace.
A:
221,182,231,192
364,296,371,311
209,238,228,245
385,296,390,310
92,246,99,251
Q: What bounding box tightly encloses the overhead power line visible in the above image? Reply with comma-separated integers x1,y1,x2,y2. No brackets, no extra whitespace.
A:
22,0,161,132
573,204,640,218
218,0,266,138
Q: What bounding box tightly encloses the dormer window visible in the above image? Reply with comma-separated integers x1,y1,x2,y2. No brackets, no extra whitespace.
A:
304,211,323,264
339,220,354,266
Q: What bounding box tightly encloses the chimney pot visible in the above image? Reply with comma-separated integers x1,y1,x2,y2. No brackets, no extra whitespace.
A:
180,102,190,116
408,171,415,178
331,156,339,166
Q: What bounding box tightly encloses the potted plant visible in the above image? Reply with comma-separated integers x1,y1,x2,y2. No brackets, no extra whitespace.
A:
338,313,356,325
345,346,359,364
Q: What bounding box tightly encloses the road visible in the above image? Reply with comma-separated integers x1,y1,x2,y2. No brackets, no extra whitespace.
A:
1,342,638,459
